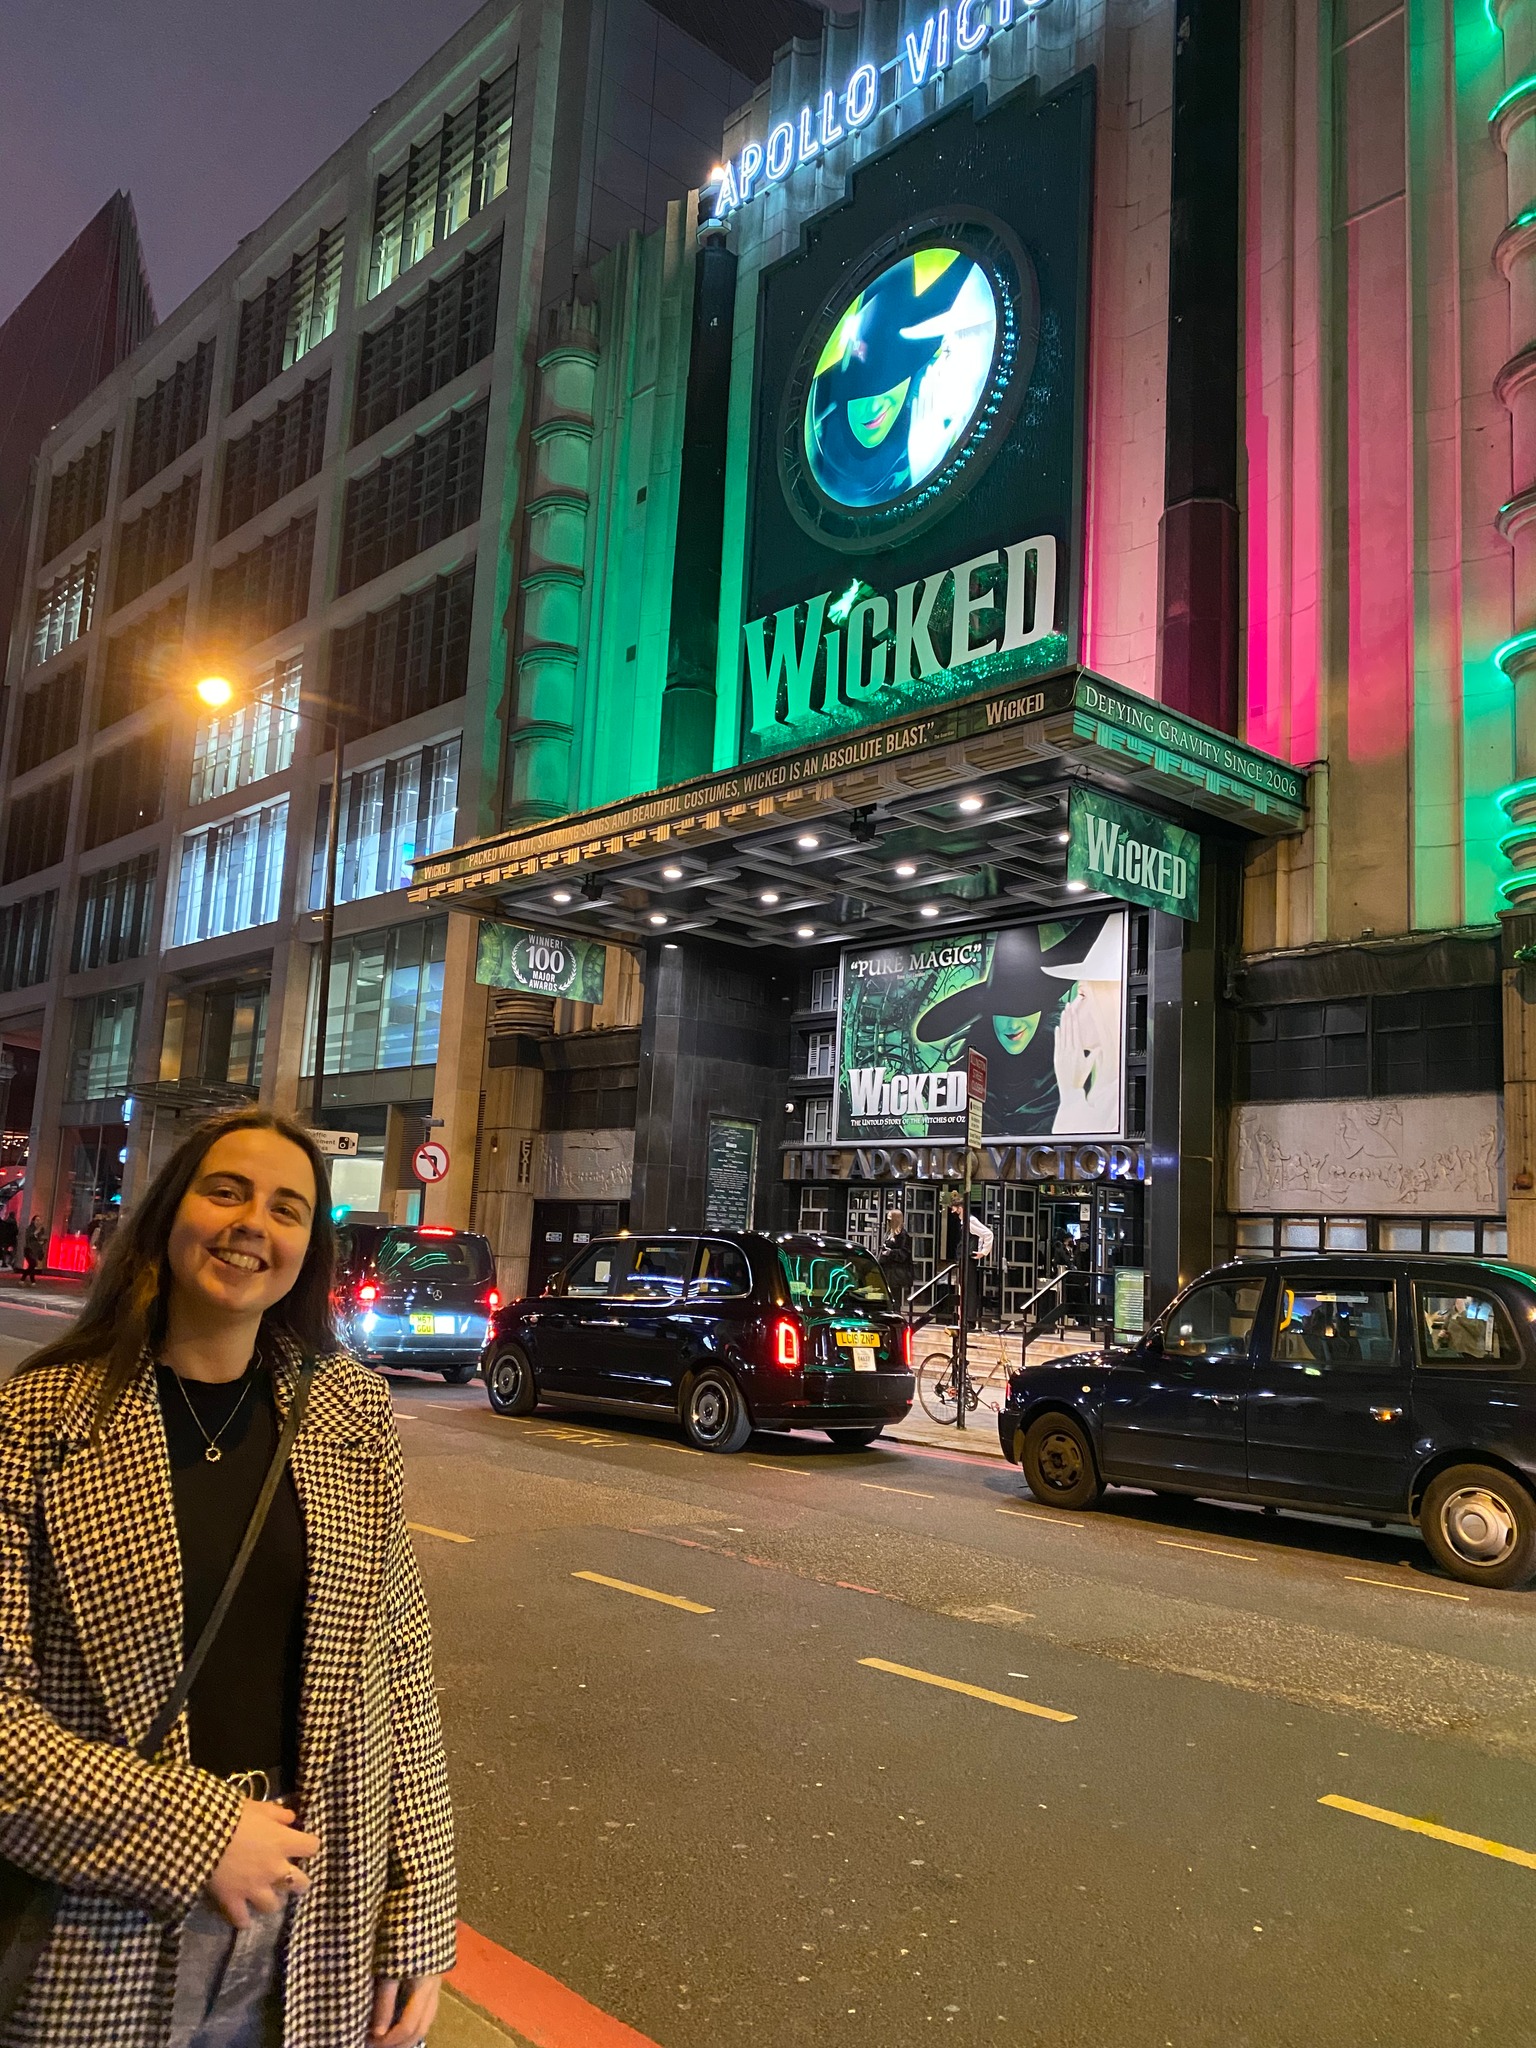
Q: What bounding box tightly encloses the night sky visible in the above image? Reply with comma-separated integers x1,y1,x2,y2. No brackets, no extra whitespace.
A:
0,0,486,326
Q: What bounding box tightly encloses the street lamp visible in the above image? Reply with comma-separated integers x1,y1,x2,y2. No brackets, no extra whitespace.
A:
189,672,348,1125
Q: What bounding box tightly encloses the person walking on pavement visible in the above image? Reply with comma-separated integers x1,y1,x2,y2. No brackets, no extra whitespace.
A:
944,1195,994,1327
0,1108,456,2048
880,1210,914,1311
18,1215,44,1285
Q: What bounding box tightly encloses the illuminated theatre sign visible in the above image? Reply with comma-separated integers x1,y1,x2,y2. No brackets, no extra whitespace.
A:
742,72,1094,763
711,1,1056,217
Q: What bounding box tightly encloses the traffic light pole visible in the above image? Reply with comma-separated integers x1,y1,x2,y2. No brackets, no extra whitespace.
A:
310,715,346,1126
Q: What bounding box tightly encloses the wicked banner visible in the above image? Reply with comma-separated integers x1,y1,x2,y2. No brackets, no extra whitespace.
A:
834,910,1125,1144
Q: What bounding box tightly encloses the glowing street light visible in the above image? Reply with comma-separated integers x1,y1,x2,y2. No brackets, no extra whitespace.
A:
195,674,234,709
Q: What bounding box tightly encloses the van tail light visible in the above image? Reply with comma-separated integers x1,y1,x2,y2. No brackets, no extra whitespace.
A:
357,1281,378,1306
773,1315,802,1368
901,1322,912,1369
483,1288,501,1313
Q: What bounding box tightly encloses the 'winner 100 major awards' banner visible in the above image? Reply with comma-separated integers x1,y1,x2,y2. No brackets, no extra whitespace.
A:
476,923,608,1003
834,911,1126,1145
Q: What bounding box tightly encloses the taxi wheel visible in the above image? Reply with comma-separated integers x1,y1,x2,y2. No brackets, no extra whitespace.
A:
1021,1412,1103,1511
683,1370,752,1453
826,1427,884,1449
1419,1464,1536,1589
486,1347,537,1417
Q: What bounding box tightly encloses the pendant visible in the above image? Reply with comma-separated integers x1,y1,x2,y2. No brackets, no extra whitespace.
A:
204,1445,223,1464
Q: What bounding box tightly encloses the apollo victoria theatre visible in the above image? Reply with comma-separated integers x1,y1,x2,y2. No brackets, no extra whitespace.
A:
409,20,1307,1315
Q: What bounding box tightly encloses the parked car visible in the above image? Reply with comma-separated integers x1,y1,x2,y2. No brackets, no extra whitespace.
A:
482,1230,914,1452
335,1223,499,1382
999,1255,1536,1588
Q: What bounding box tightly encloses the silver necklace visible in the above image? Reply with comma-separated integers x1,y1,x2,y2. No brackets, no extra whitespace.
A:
171,1367,255,1464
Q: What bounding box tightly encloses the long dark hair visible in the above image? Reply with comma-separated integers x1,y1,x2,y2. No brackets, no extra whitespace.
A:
21,1108,338,1429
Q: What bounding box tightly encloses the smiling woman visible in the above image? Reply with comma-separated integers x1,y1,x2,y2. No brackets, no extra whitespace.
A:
0,1108,456,2048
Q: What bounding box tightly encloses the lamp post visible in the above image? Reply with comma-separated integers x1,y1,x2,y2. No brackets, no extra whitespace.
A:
195,673,348,1126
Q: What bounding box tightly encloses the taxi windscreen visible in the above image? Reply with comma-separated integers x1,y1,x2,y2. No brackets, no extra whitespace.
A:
778,1247,891,1316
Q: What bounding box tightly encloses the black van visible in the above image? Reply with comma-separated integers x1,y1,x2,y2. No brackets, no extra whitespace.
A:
335,1224,500,1382
482,1230,915,1451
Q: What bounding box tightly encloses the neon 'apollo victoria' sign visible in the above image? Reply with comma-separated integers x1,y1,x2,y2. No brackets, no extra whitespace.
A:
710,0,1054,218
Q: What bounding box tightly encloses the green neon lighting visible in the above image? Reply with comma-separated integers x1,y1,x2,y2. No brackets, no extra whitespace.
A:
1493,629,1536,676
827,577,870,626
1488,0,1505,32
1489,74,1536,126
1499,774,1536,817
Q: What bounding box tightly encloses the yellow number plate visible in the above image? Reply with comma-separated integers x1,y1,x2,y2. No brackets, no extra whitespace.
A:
410,1313,436,1334
835,1328,876,1346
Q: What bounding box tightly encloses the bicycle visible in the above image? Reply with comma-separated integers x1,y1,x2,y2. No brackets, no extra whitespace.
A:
915,1330,1009,1422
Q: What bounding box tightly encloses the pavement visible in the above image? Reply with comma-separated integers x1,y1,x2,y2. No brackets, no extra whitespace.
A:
4,1299,1531,2044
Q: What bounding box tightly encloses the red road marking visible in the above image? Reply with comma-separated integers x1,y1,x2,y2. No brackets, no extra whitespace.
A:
450,1921,665,2047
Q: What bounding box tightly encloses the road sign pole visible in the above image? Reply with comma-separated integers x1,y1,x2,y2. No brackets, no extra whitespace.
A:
957,1049,988,1433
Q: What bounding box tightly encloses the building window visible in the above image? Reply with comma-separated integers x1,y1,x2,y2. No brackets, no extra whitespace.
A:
1372,989,1501,1095
0,891,56,993
1237,1003,1368,1101
219,372,330,538
127,340,216,495
111,472,200,612
231,225,345,412
31,554,97,667
329,560,474,738
99,595,188,732
84,731,164,850
72,854,158,971
190,656,301,804
161,979,268,1091
803,1097,833,1143
798,1186,831,1233
14,663,84,775
3,778,70,884
172,797,289,946
43,433,113,564
368,69,516,298
353,236,502,444
69,987,140,1102
806,1030,834,1079
337,400,487,594
809,966,838,1012
309,735,459,908
305,916,447,1074
208,510,315,647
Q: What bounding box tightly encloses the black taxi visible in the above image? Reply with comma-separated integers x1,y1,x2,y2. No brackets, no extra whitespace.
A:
481,1230,914,1451
1000,1254,1536,1588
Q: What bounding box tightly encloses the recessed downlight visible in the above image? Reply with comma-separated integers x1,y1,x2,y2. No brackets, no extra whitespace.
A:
893,861,917,879
661,864,684,880
1065,880,1087,894
551,889,573,904
648,911,668,925
1057,830,1071,844
957,795,983,814
795,924,816,938
919,904,941,919
760,890,780,905
796,833,820,850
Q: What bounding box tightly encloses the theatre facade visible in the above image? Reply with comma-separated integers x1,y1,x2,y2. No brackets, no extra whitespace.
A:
411,1,1309,1320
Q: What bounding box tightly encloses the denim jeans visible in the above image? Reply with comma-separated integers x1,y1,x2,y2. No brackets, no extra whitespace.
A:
168,1898,286,2048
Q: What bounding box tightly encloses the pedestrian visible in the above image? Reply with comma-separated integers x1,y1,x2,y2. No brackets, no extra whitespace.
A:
0,1211,16,1272
0,1108,455,2048
880,1209,914,1312
944,1195,993,1326
18,1215,44,1285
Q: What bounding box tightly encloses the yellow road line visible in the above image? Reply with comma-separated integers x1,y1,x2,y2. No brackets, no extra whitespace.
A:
747,1461,814,1478
571,1570,714,1614
1158,1538,1258,1563
861,1482,935,1500
859,1656,1075,1723
407,1521,473,1545
1344,1574,1469,1601
997,1506,1083,1529
1320,1795,1536,1870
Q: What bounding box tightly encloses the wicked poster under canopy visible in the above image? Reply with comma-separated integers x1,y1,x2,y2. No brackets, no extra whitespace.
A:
834,911,1125,1144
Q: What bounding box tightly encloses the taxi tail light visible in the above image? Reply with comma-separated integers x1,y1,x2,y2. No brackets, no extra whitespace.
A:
900,1321,912,1369
482,1288,501,1312
356,1281,379,1306
417,1225,454,1237
773,1315,802,1368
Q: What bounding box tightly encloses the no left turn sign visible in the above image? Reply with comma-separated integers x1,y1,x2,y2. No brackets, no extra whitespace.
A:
413,1141,450,1184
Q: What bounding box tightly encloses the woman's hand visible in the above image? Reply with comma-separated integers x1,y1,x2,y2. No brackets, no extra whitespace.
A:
369,1974,442,2047
205,1799,319,1928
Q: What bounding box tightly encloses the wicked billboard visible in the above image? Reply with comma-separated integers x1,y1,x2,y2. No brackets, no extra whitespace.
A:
742,70,1094,764
834,909,1126,1145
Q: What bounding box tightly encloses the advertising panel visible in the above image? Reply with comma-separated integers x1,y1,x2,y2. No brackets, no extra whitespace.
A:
1067,788,1201,920
834,910,1125,1144
741,71,1094,764
475,923,608,1003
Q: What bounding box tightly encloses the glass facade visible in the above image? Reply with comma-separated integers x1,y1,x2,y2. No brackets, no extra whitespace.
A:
172,797,288,946
69,988,139,1102
189,658,301,804
368,69,515,297
310,736,459,907
306,916,446,1074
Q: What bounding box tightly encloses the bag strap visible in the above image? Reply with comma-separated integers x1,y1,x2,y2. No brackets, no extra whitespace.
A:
136,1351,318,1765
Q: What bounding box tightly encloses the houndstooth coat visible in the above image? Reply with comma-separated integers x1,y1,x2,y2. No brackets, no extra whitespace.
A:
0,1341,456,2047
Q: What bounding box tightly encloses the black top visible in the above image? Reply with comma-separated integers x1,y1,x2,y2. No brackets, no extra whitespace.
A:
154,1361,307,1779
